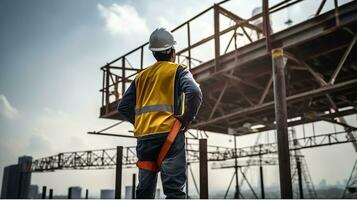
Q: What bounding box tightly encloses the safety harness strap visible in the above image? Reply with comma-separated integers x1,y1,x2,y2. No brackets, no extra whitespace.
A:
136,119,182,172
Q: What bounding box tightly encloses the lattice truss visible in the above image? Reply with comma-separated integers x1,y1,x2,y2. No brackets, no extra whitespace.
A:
31,127,356,172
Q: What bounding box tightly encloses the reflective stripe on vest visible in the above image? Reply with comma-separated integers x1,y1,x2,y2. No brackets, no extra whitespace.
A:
135,104,173,116
134,62,180,137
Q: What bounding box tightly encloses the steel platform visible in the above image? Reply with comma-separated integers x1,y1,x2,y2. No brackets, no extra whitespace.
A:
99,0,357,135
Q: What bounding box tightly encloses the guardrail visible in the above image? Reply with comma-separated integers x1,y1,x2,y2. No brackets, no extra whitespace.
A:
99,0,343,115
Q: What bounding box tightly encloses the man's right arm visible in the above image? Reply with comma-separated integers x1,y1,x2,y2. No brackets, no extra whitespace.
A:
117,81,136,125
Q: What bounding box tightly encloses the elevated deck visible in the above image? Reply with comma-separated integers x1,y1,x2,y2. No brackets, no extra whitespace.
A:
99,0,357,135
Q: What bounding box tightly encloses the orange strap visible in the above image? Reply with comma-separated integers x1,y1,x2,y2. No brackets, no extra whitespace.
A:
136,120,182,172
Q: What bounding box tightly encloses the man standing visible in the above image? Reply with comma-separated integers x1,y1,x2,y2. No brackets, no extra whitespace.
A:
118,28,202,199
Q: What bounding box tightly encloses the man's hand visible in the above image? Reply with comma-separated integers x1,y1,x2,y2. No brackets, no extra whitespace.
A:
174,115,190,132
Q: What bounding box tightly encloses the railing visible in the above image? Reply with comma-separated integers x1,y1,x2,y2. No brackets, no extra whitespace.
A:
99,0,346,115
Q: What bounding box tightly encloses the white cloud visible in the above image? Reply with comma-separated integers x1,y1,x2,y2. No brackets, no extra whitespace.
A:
157,16,173,30
0,94,18,119
97,3,149,35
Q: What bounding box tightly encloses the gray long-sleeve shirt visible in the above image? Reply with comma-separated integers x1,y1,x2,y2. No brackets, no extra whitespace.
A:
118,65,202,128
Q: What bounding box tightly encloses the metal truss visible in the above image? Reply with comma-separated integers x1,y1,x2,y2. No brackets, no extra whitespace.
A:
186,129,357,162
31,128,356,172
98,0,357,138
31,147,137,172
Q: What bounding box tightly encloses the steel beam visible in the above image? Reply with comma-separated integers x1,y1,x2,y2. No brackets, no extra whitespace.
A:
199,139,208,199
105,66,110,113
68,187,72,199
272,48,293,198
49,189,53,199
234,135,239,199
263,0,272,52
296,158,304,199
85,189,89,199
260,161,265,199
115,146,123,199
122,58,126,95
42,186,47,199
334,0,340,26
224,74,264,90
329,35,357,84
187,22,192,69
132,173,136,199
259,74,273,104
214,4,220,71
209,82,229,120
240,168,258,198
217,5,263,33
193,78,357,129
315,0,327,16
140,46,144,70
88,131,136,139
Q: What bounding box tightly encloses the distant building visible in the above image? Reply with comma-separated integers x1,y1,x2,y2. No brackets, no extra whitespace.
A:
28,185,39,199
319,179,328,189
125,186,133,199
124,186,161,199
100,189,114,199
1,156,32,198
68,186,82,199
155,188,161,199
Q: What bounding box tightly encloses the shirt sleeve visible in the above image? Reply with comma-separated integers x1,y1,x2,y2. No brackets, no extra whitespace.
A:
177,66,203,122
117,81,136,125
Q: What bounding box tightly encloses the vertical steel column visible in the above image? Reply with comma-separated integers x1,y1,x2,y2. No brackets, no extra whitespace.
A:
115,76,119,100
296,157,304,199
186,137,189,199
262,0,272,53
259,154,265,199
49,189,53,199
140,46,144,70
214,4,220,71
68,187,72,199
132,173,136,199
260,165,265,199
102,70,105,107
85,189,89,199
187,22,191,69
334,0,340,26
105,65,110,113
199,139,208,199
42,186,47,199
234,135,239,199
115,146,123,199
122,58,126,95
272,48,293,198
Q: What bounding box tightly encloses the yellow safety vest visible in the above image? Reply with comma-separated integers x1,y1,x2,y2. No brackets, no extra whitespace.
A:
134,61,181,137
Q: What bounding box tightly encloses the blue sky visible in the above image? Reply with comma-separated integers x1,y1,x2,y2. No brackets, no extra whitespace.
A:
0,0,356,197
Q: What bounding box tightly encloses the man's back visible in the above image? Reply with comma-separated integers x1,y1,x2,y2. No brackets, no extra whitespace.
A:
134,61,181,137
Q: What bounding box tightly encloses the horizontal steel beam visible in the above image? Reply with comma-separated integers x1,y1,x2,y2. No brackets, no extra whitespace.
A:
192,78,357,129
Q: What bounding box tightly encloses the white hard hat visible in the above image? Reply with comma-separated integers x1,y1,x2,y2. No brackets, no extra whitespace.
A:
149,28,176,52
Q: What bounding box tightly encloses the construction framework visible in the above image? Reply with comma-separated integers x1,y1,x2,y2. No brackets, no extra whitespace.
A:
99,0,357,135
29,124,356,198
15,0,357,199
96,0,357,198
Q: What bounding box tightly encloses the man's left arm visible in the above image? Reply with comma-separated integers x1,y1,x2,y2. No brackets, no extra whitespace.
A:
176,66,203,129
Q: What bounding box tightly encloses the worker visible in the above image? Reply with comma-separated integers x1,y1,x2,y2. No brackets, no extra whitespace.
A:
118,28,202,199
